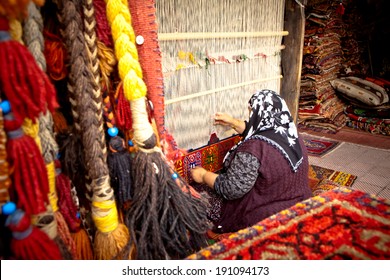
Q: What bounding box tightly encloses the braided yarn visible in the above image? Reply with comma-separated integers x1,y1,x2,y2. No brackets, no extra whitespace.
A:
23,2,47,72
56,0,129,259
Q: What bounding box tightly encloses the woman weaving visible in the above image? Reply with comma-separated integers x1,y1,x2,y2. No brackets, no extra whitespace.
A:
191,89,312,235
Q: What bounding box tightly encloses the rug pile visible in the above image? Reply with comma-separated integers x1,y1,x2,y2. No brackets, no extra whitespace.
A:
187,188,390,260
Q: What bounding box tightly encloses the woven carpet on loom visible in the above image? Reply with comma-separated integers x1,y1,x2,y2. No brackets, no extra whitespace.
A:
187,188,390,260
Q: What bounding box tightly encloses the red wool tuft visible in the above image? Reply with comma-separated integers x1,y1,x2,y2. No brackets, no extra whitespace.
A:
0,38,58,124
116,84,133,131
55,161,81,233
7,210,63,260
4,118,49,215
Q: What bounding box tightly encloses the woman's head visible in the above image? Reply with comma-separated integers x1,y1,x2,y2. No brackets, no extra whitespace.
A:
224,89,303,171
244,89,297,144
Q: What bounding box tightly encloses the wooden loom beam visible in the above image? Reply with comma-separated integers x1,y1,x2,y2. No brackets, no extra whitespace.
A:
158,31,289,41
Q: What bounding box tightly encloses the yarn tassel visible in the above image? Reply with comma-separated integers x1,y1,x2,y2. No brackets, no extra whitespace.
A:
55,159,94,259
6,209,63,260
107,134,133,210
32,209,73,260
71,227,94,260
0,16,58,124
3,113,49,215
46,160,77,258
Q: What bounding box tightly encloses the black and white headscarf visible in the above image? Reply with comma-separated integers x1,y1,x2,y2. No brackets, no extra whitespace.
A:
226,89,303,172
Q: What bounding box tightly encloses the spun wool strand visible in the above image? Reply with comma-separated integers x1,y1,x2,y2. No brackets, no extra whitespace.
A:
22,2,46,71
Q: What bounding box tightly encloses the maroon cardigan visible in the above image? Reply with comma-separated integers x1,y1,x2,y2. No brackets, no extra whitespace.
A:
214,137,312,233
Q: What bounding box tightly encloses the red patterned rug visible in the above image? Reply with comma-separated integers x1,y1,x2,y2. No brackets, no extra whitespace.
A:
302,135,341,157
187,188,390,260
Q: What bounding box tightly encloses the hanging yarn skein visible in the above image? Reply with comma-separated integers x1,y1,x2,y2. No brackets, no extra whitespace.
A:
1,100,63,260
104,0,210,260
0,14,58,125
55,0,129,260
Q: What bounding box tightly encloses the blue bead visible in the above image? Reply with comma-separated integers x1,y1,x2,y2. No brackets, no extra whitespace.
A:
0,100,11,114
128,140,134,147
172,173,178,179
2,201,16,215
108,127,118,137
76,212,80,219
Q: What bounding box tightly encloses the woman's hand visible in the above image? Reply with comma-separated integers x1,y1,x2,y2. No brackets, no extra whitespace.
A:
214,112,234,127
214,112,246,134
190,166,207,184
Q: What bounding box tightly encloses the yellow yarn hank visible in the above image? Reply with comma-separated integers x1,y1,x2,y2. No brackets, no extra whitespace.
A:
92,199,119,233
22,118,42,152
9,18,24,44
46,161,59,213
104,0,147,101
97,40,117,90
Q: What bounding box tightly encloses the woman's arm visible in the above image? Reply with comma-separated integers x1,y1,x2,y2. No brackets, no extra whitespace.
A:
190,166,218,189
214,152,259,200
214,112,246,134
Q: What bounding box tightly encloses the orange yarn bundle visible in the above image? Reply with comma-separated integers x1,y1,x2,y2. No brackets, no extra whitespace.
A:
0,0,30,19
43,30,68,81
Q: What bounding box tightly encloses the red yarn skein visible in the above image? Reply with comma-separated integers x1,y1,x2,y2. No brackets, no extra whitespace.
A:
4,115,49,215
6,209,63,260
0,17,58,124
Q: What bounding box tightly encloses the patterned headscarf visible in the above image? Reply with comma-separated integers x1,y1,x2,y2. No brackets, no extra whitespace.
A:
226,89,303,172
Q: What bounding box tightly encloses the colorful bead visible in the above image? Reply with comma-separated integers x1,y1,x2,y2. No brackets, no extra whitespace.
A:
0,100,11,114
108,127,119,137
2,201,16,215
136,35,144,45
